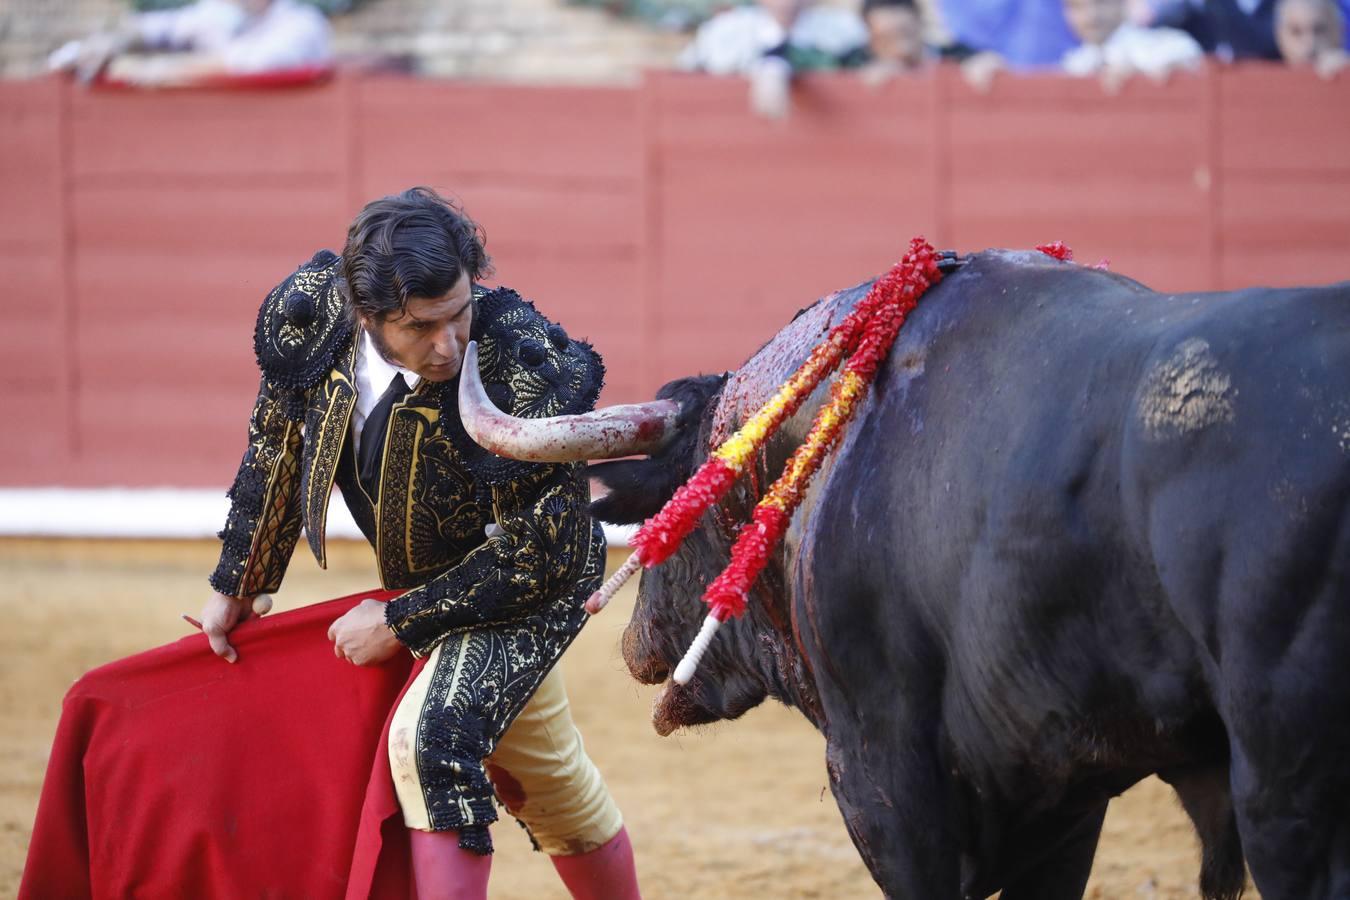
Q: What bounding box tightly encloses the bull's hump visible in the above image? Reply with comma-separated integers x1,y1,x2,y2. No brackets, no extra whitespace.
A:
979,248,1067,268
965,248,1151,291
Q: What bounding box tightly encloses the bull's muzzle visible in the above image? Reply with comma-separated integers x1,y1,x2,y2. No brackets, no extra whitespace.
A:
621,622,668,685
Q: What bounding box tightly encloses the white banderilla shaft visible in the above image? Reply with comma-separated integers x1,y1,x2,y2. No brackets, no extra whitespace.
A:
673,613,722,685
585,550,642,615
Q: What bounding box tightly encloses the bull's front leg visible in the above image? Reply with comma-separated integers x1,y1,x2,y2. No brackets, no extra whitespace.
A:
823,721,962,897
996,803,1106,900
794,505,965,894
799,568,963,893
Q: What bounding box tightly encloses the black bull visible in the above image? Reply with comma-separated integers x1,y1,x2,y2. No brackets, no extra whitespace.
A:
590,251,1350,899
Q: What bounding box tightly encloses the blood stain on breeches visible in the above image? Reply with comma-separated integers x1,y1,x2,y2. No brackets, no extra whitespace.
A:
1137,338,1237,441
486,763,528,813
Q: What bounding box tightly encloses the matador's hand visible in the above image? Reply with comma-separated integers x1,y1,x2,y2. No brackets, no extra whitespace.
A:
328,599,402,666
192,591,264,663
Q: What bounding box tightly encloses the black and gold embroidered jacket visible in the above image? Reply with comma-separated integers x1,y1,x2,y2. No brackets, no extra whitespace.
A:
209,250,608,657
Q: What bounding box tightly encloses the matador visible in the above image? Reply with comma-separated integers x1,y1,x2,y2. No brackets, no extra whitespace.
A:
199,187,641,897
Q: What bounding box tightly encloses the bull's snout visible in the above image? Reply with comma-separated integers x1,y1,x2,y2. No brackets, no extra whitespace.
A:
621,622,669,685
622,620,730,736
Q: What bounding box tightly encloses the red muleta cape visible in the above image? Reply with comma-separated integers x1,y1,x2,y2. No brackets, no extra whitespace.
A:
20,590,424,899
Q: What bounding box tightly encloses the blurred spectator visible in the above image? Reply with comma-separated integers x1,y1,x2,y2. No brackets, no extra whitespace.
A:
49,0,332,87
679,0,868,117
1150,0,1282,59
1275,0,1349,74
679,0,868,74
938,0,1080,67
858,0,1000,87
860,0,928,75
1062,0,1204,84
912,0,971,55
567,0,730,32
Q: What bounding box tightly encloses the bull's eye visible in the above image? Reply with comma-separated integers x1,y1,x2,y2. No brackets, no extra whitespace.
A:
546,323,570,351
517,339,547,368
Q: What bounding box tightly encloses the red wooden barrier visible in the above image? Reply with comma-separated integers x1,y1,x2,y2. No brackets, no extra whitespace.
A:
1216,67,1350,289
0,80,68,479
645,72,940,386
944,68,1212,289
351,79,648,402
1,66,1347,488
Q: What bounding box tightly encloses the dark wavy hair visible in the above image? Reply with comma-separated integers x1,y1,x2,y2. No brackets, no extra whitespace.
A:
340,187,493,324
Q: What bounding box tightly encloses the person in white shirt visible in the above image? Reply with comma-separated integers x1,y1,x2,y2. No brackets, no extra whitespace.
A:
49,0,332,87
1061,0,1205,86
679,0,868,117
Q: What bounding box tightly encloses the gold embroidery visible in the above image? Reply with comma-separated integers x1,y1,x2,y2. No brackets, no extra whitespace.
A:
211,378,306,598
239,418,303,596
300,340,358,568
375,390,493,590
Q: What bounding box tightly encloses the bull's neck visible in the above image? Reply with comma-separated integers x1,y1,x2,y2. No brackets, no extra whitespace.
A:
695,290,868,728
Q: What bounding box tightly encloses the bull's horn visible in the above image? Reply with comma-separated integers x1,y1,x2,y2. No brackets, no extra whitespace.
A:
457,340,680,462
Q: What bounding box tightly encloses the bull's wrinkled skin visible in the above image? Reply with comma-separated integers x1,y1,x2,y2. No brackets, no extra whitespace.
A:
594,251,1350,900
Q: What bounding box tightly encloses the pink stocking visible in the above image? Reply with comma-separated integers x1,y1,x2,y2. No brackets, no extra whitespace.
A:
409,828,492,900
549,826,641,900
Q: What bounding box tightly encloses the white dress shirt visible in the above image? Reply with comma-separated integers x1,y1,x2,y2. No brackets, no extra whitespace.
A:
352,329,421,461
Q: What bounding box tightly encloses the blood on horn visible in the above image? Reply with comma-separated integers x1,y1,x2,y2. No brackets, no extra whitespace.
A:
457,340,680,462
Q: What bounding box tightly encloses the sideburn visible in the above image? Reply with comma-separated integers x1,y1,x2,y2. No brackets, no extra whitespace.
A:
364,320,401,367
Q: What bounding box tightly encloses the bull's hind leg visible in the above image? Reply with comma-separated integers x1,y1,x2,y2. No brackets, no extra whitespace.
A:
1220,588,1350,899
1157,763,1245,900
1226,708,1350,898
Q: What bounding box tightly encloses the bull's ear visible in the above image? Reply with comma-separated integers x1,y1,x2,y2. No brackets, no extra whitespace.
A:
589,459,676,525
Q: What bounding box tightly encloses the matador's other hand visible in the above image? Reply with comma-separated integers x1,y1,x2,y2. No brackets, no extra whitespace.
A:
328,598,402,667
192,591,259,663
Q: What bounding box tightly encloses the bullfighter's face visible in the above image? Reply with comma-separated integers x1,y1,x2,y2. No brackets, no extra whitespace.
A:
362,275,474,383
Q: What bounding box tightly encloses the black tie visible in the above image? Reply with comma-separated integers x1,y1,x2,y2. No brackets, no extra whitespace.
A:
359,373,411,501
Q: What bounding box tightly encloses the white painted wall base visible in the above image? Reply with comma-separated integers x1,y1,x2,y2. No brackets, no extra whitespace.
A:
0,488,635,546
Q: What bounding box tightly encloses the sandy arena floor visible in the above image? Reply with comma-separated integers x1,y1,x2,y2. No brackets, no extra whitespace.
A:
0,538,1254,898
